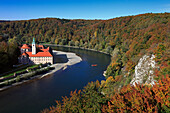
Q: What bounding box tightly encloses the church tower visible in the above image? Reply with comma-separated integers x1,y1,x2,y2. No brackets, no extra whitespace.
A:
32,37,36,55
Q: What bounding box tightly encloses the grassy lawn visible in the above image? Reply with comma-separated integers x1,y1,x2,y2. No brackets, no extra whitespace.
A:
1,64,37,78
2,69,26,78
0,64,54,87
27,64,38,69
0,63,52,84
1,64,29,75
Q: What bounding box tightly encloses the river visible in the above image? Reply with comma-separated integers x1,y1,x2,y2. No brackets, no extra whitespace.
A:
0,46,111,113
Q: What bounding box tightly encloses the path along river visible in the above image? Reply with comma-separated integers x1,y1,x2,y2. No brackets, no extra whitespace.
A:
0,46,111,113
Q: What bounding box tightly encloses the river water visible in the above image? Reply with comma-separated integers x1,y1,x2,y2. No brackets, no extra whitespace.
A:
0,46,111,113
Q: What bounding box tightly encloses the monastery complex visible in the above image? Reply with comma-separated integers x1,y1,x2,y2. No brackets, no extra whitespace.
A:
18,38,53,64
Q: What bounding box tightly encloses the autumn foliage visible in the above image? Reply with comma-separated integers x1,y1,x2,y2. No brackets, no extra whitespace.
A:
40,13,170,113
0,13,169,112
41,75,170,113
102,75,170,113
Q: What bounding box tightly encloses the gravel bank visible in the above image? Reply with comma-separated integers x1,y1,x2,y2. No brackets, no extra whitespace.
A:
40,50,82,78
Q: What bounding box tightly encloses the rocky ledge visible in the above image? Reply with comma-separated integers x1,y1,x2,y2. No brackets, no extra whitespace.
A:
130,54,157,86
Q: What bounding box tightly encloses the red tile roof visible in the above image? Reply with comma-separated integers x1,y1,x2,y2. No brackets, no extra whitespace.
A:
21,44,31,49
22,52,28,56
26,52,53,57
20,44,53,57
38,45,44,49
41,49,49,52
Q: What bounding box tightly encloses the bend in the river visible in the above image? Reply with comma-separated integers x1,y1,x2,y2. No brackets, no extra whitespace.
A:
0,46,111,113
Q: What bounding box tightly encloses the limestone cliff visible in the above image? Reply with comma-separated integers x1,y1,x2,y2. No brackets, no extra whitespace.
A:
130,54,157,86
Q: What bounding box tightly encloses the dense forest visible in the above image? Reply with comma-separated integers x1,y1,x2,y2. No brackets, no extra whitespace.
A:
0,13,169,112
0,36,20,73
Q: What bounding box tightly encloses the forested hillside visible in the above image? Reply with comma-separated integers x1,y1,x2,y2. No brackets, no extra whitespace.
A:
0,36,20,73
0,13,169,112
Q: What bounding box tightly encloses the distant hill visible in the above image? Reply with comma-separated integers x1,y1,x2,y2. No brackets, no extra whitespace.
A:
0,12,169,75
0,20,10,23
0,12,169,76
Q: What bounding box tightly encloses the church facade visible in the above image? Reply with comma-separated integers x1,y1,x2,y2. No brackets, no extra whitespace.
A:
18,38,53,64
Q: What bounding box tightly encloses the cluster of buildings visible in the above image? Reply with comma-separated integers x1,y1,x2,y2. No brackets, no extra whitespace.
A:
18,38,53,64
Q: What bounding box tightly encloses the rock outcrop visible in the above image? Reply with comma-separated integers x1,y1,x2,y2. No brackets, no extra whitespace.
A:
130,54,157,86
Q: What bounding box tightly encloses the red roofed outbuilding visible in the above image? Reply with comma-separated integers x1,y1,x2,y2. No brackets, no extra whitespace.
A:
21,44,30,49
21,44,31,53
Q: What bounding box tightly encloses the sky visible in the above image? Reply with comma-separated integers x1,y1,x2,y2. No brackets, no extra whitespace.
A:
0,0,170,20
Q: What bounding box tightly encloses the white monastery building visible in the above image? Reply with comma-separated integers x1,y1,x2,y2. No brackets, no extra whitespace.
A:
18,38,53,64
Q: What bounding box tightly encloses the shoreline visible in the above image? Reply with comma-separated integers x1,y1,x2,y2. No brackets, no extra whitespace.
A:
45,44,110,77
103,71,107,77
0,50,82,92
40,50,82,78
43,44,111,56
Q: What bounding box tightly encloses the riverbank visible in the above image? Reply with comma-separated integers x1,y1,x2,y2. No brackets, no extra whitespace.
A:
103,71,107,77
40,50,82,78
0,50,82,92
0,45,111,113
44,44,110,77
43,44,111,56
